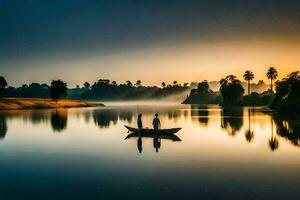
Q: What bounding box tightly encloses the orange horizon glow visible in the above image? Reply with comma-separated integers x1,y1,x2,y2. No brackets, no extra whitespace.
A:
3,38,300,87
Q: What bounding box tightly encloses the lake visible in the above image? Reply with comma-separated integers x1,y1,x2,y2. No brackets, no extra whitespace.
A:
0,102,299,200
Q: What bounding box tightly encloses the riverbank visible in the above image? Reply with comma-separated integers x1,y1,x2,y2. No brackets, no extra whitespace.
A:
0,98,104,110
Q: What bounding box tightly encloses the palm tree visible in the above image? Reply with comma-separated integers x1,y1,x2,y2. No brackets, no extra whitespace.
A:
243,70,254,95
266,67,278,93
173,81,178,86
161,82,166,88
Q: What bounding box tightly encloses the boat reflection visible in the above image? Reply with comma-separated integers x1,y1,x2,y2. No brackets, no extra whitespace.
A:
125,132,182,153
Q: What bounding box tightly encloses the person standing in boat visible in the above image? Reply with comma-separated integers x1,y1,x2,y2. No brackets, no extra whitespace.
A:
137,113,143,130
152,113,161,132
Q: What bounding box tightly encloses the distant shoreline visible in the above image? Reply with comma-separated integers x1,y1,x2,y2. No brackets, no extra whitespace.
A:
0,98,104,110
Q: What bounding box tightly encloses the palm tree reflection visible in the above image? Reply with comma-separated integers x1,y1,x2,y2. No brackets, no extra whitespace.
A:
269,118,279,151
245,108,254,143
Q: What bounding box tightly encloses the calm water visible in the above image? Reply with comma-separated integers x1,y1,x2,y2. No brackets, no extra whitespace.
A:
0,102,299,200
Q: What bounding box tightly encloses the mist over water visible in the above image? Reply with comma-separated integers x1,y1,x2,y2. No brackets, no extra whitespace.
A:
0,102,299,199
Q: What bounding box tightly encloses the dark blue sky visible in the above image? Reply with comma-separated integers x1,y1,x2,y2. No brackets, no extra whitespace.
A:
1,0,300,86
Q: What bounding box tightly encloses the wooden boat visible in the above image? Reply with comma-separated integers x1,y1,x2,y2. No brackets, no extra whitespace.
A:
125,132,181,141
124,125,181,135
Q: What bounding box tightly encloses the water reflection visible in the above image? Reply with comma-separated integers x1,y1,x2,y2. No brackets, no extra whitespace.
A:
51,109,68,133
137,136,142,153
1,104,300,199
92,106,184,129
273,114,300,148
119,110,133,123
153,136,161,152
26,111,50,125
93,109,118,128
245,109,254,143
167,110,181,122
0,114,7,140
191,105,209,126
0,104,299,152
221,107,243,136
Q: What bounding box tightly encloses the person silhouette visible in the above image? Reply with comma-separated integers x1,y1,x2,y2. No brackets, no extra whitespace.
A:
152,113,161,132
137,113,143,130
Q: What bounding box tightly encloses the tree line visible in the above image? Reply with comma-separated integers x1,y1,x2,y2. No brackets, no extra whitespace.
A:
81,79,189,100
0,78,190,101
1,66,299,114
0,78,68,102
184,67,300,115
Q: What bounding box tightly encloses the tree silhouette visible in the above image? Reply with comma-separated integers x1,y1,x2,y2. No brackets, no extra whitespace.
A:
243,70,254,95
135,80,142,87
220,75,244,105
83,82,90,90
197,80,210,94
22,84,28,89
126,80,133,87
266,67,278,93
173,81,178,86
271,71,300,113
50,80,67,103
0,76,8,98
161,82,166,88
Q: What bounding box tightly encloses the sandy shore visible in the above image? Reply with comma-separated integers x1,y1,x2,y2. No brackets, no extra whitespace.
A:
0,98,104,110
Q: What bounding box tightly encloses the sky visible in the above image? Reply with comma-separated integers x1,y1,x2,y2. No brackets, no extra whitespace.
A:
1,0,300,87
